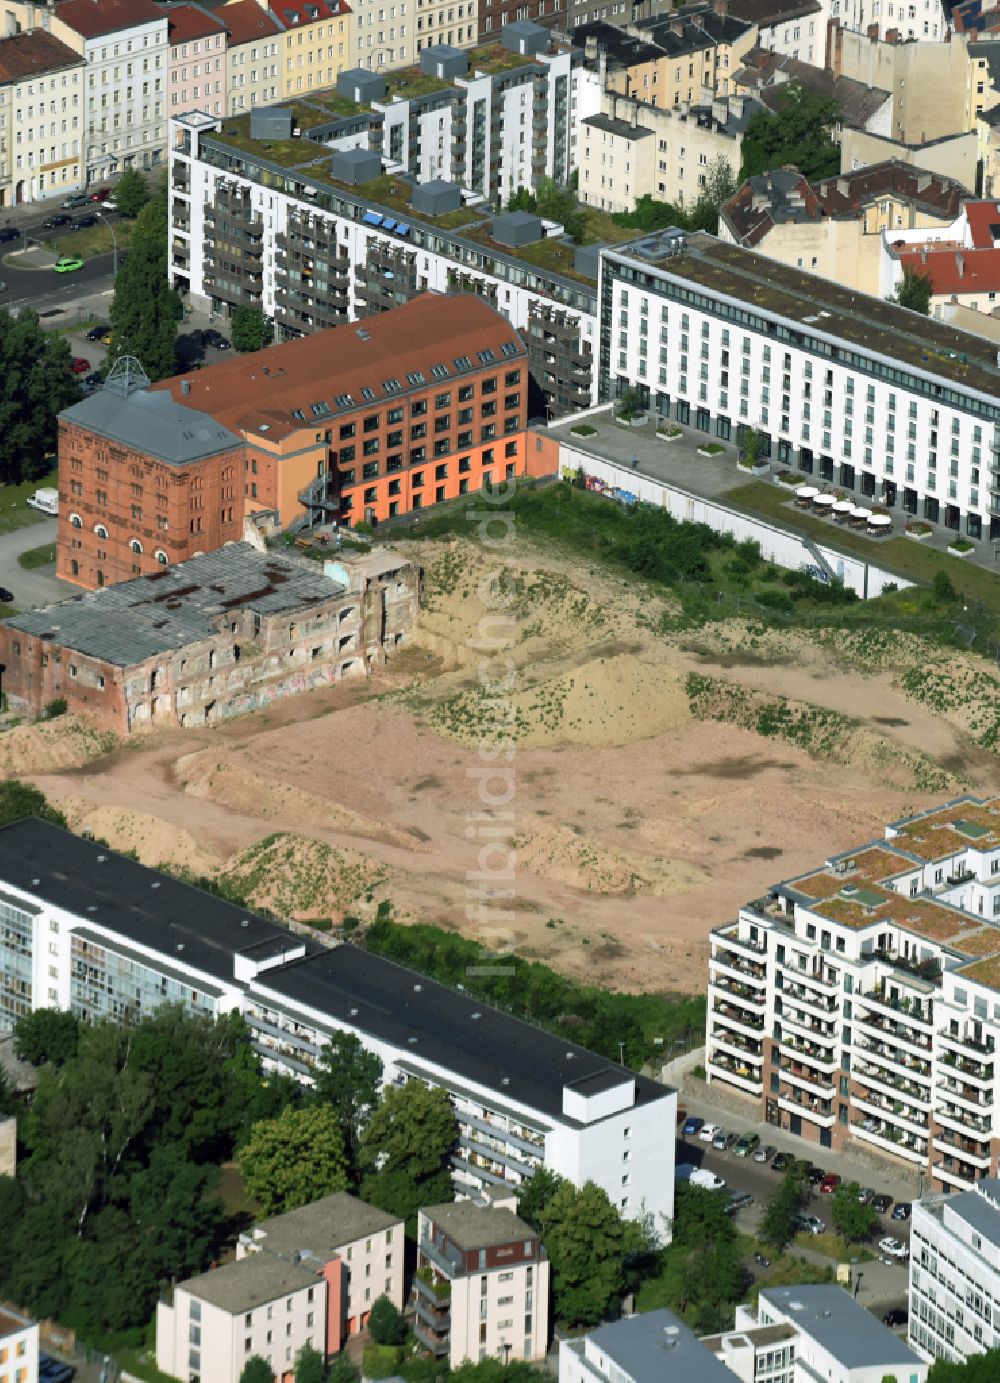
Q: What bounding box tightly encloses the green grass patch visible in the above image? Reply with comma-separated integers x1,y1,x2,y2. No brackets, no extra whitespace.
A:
0,469,57,535
798,1230,875,1262
51,218,135,262
18,542,56,570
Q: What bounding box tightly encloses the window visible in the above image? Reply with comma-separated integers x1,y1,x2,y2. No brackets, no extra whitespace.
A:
129,538,143,554
154,549,169,565
94,523,109,538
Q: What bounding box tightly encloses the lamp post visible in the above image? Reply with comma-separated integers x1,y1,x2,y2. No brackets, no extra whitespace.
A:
95,208,117,278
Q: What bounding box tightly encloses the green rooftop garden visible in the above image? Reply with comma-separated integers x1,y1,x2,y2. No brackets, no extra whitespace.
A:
382,66,452,100
465,42,538,74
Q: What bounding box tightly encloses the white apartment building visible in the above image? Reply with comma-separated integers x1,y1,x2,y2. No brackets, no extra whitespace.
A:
157,1254,326,1383
414,1201,550,1366
703,795,1000,1190
0,818,677,1236
910,1179,1000,1363
238,1192,405,1341
0,29,84,206
599,230,1000,541
0,1308,39,1383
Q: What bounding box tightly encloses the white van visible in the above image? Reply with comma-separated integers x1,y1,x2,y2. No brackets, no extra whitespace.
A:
27,488,58,516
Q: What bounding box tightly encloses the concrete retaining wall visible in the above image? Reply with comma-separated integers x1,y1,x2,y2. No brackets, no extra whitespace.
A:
556,443,912,601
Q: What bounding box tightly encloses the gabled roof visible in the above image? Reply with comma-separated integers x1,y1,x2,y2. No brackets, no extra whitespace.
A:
221,0,282,43
735,46,890,129
724,0,821,25
166,2,227,44
0,29,82,82
55,0,165,39
274,0,349,27
61,377,241,465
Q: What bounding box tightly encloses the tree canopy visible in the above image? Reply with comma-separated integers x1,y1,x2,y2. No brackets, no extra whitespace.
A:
928,1353,1000,1382
359,1080,457,1227
108,188,181,380
506,178,586,240
368,1294,408,1346
758,1167,805,1251
0,781,67,828
239,1103,350,1214
114,168,150,219
890,266,933,316
240,1358,275,1383
294,1341,326,1383
0,311,81,485
538,1179,631,1326
830,1182,878,1244
611,158,736,236
739,85,840,181
313,1032,383,1180
231,305,274,353
14,1009,79,1067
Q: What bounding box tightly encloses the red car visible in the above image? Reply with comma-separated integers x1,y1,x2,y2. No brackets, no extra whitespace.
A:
70,356,91,373
819,1173,842,1195
90,187,111,202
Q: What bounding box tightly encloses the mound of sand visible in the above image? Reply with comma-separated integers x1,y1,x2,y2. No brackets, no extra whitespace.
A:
514,812,710,895
219,832,386,921
0,716,115,777
58,797,222,875
175,749,419,849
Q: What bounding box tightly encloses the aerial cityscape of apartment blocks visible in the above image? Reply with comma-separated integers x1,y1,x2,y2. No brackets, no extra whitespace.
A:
705,796,1000,1191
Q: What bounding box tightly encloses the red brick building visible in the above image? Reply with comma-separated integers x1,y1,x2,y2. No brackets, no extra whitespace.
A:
57,356,245,591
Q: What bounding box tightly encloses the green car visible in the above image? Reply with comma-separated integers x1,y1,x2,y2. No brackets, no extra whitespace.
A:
54,256,84,273
734,1132,760,1158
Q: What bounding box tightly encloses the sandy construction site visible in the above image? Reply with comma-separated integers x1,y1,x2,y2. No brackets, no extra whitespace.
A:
19,534,1000,995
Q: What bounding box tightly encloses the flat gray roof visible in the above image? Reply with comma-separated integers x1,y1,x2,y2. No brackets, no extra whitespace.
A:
62,384,241,466
253,1192,402,1260
4,543,347,667
759,1285,924,1369
937,1179,1000,1246
180,1253,319,1314
582,1310,736,1383
422,1201,536,1252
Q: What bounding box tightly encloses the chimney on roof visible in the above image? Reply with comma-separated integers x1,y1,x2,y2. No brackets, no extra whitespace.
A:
585,34,598,59
957,251,965,278
837,177,849,196
730,93,744,118
670,17,684,33
181,379,191,395
916,172,931,193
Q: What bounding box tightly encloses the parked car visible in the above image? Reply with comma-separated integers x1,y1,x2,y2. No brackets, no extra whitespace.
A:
70,357,90,374
805,1166,826,1186
734,1133,760,1158
0,586,14,603
857,1187,876,1204
203,327,231,350
753,1251,771,1267
54,256,84,272
101,197,117,213
699,1123,720,1142
42,212,73,228
883,1308,908,1328
62,192,90,209
879,1237,909,1260
771,1152,790,1172
38,1356,75,1383
712,1129,731,1151
86,324,111,341
0,226,19,242
818,1173,842,1195
872,1194,893,1214
728,1191,754,1213
682,1116,704,1136
754,1143,776,1164
83,372,103,387
795,1214,825,1235
74,213,99,229
90,186,112,202
891,1202,912,1221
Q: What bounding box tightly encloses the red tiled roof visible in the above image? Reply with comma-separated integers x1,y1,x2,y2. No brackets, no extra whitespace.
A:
220,0,282,43
962,198,1000,249
167,2,227,44
896,244,1000,296
55,0,164,38
0,29,82,81
273,0,349,26
153,295,526,436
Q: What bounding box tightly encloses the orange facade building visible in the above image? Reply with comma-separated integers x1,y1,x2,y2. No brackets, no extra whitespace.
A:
154,293,530,530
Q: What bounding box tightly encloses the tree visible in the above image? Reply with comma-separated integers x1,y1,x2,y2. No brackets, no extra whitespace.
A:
928,1354,1000,1381
538,1180,628,1326
933,569,958,604
240,1104,349,1214
108,188,181,380
516,1166,565,1232
0,310,82,485
692,156,737,234
313,1032,382,1179
327,1355,360,1383
231,305,274,353
359,1081,456,1225
14,1009,79,1067
0,1065,18,1117
758,1167,805,1251
0,781,67,828
890,266,933,316
506,186,536,212
830,1182,877,1244
294,1342,326,1383
534,177,586,241
241,1358,275,1383
368,1294,407,1346
114,168,150,219
739,85,841,181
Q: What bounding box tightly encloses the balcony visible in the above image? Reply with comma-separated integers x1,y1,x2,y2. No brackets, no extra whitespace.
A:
932,1160,979,1191
857,1012,932,1053
780,1063,836,1098
780,1008,835,1042
936,1077,993,1111
781,1035,838,1069
710,1028,763,1062
418,1237,459,1279
710,998,765,1036
777,1091,835,1127
860,989,934,1031
938,1048,994,1084
856,1037,930,1077
710,950,766,985
413,1323,450,1357
851,1120,927,1164
855,1062,930,1105
853,1091,928,1137
706,1056,762,1095
931,1131,991,1168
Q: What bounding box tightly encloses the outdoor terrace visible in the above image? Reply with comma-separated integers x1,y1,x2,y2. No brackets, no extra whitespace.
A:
958,954,1000,987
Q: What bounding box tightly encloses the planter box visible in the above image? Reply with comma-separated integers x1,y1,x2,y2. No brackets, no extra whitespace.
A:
739,461,770,476
697,445,726,458
948,544,975,557
658,430,682,442
615,412,650,429
905,528,931,541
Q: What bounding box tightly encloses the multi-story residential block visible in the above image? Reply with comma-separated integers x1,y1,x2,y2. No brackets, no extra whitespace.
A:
153,294,530,530
880,198,1000,324
0,819,677,1230
413,1201,550,1365
278,0,351,100
579,89,758,212
479,0,562,40
574,13,757,107
165,3,228,119
414,0,479,52
840,127,978,194
0,1308,39,1383
222,0,282,113
910,1178,1000,1363
561,1309,739,1383
724,0,822,63
350,0,418,68
157,1253,327,1383
168,106,601,418
734,45,892,137
702,795,1000,1190
719,161,969,296
599,230,1000,540
37,0,170,181
238,1192,405,1344
0,29,85,205
746,1287,927,1383
0,542,418,730
55,355,245,591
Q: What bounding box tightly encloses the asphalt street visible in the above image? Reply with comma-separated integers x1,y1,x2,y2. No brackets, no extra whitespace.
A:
2,250,116,313
0,518,67,610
